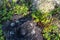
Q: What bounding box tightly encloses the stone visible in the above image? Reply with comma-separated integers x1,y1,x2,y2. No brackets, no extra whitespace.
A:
10,22,15,27
15,20,20,23
32,0,60,13
2,13,43,40
2,20,43,40
18,21,43,40
54,0,60,5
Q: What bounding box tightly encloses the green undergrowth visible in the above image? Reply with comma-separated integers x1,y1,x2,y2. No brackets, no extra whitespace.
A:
0,0,29,40
31,7,60,40
0,24,4,40
0,0,60,40
0,0,28,23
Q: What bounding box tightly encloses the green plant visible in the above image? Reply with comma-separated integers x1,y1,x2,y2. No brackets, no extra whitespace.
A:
43,25,60,40
31,6,60,40
31,10,51,25
0,24,4,40
0,0,29,40
13,4,28,15
42,7,60,40
0,0,28,23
